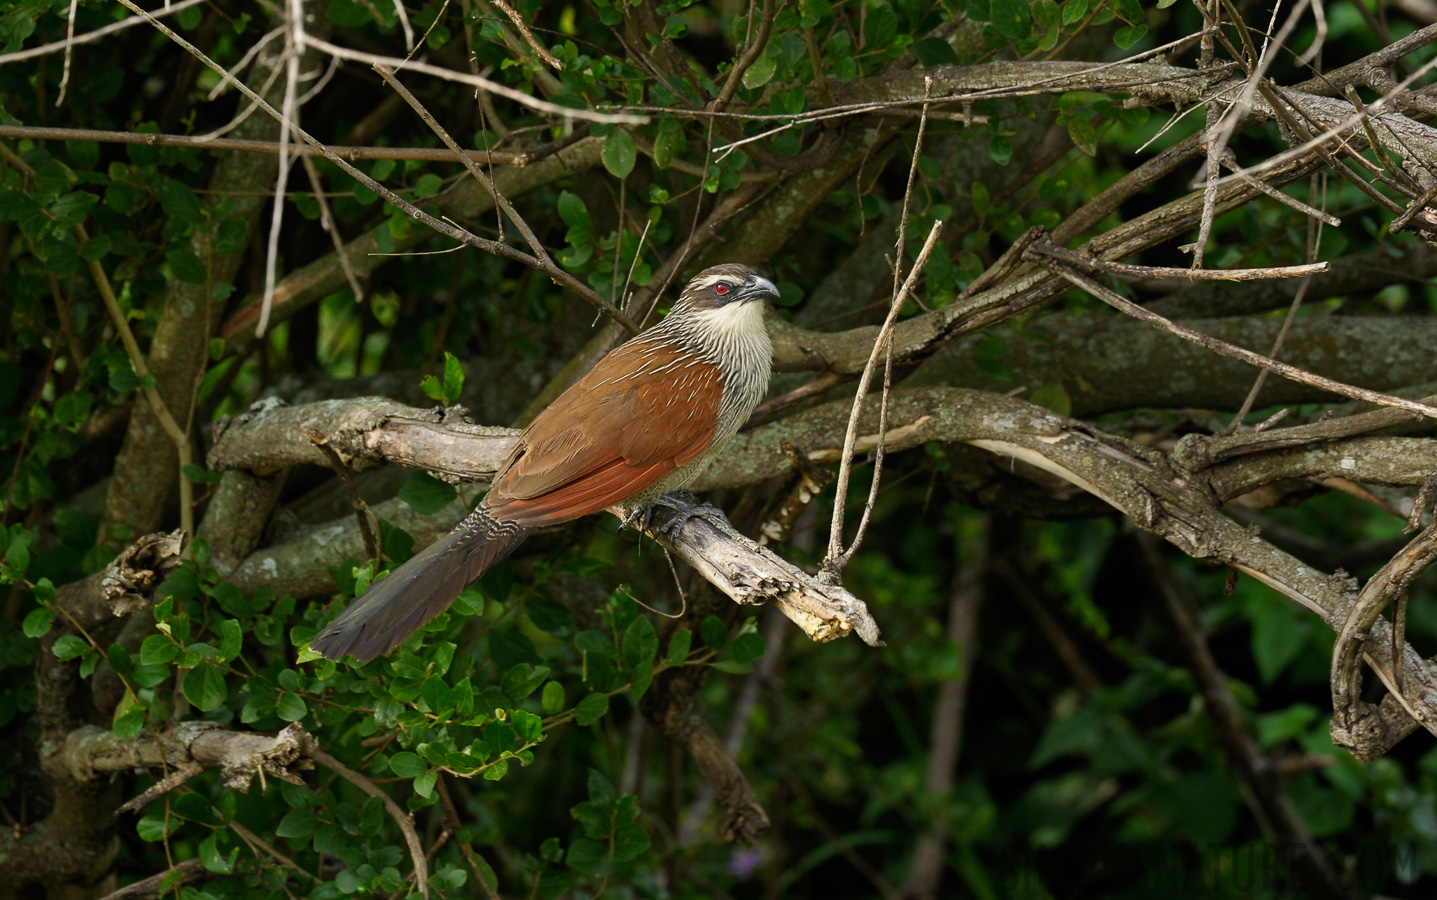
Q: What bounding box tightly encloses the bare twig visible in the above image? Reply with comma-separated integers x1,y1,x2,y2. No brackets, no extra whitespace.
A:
1188,0,1223,267
1257,81,1406,216
97,859,208,900
490,0,561,69
0,124,540,164
373,64,558,275
1223,173,1326,434
1219,149,1341,226
1031,242,1437,422
902,518,989,900
110,0,640,336
711,0,775,111
297,36,645,124
312,749,430,900
1028,241,1330,282
1331,524,1437,763
300,150,364,303
0,0,209,66
302,427,380,563
435,776,501,900
256,0,307,337
822,79,939,578
821,221,942,577
1142,534,1353,900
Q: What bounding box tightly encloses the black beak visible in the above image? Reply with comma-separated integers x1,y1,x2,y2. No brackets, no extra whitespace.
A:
738,275,780,303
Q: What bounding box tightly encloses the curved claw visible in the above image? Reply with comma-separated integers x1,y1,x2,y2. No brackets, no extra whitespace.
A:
656,499,726,541
623,491,728,542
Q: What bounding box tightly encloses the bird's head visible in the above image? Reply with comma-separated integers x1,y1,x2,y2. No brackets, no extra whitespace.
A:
677,264,781,311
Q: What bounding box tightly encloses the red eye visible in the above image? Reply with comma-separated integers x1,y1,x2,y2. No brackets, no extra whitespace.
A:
714,283,729,295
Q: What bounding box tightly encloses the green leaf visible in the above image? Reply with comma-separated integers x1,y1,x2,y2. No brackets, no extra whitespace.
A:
741,47,777,89
53,634,89,659
511,708,543,743
217,618,243,662
167,247,208,284
1113,23,1147,49
214,218,249,254
864,3,897,50
1030,383,1072,417
419,374,443,403
5,530,31,574
1111,0,1143,23
557,190,591,231
183,662,228,711
730,631,766,665
107,643,133,674
653,129,680,170
542,681,565,715
574,692,609,726
141,633,178,665
1062,0,1088,24
137,813,179,842
699,615,728,650
414,173,443,198
971,180,991,216
575,629,613,655
913,38,959,67
79,232,111,261
442,350,465,400
989,0,1033,38
628,659,654,701
390,751,426,777
1032,0,1061,31
199,832,237,874
502,663,550,702
54,389,94,427
602,129,637,178
0,190,48,237
49,191,99,228
275,693,308,722
622,615,657,667
665,629,692,666
66,140,99,169
414,769,438,797
158,179,204,226
613,822,650,861
1256,704,1320,748
1252,602,1307,684
399,470,457,516
276,807,319,839
1067,115,1098,156
22,606,54,637
421,675,454,715
709,659,754,674
990,134,1013,166
566,837,609,877
491,631,539,669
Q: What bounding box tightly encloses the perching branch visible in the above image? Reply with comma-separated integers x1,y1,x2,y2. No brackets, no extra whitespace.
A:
207,398,883,647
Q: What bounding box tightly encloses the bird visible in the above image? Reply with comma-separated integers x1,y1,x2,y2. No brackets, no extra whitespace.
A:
311,263,779,662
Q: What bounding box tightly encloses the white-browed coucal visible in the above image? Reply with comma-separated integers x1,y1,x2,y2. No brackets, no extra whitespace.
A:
311,263,779,661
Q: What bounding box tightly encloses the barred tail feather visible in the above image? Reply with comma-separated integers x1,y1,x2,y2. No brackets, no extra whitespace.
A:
311,509,529,662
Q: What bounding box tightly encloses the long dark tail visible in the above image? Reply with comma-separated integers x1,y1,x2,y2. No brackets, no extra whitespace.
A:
311,508,530,662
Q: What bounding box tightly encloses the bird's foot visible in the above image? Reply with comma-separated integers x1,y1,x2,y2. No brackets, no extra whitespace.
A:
623,490,728,542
